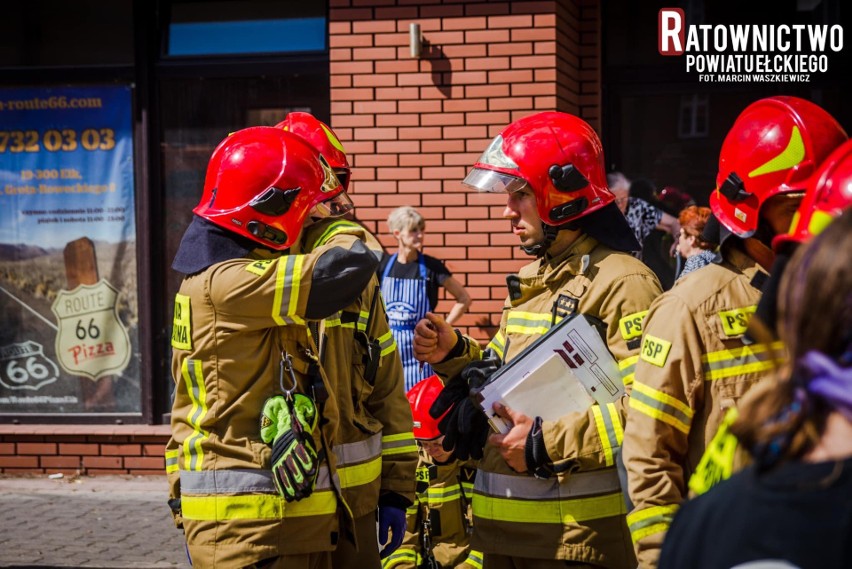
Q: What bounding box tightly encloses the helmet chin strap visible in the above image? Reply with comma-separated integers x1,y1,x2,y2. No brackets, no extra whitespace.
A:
521,222,571,257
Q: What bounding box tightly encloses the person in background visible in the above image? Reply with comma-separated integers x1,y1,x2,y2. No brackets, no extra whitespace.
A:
621,96,847,569
279,112,417,568
674,205,715,281
165,126,380,568
608,172,680,262
413,111,662,569
379,206,471,392
658,208,852,569
382,375,482,569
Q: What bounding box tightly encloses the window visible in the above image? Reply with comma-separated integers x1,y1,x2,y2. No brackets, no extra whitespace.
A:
679,94,709,138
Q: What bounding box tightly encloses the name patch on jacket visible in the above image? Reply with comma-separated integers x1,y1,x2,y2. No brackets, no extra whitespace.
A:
245,259,274,276
619,310,649,341
718,305,756,337
641,334,672,367
554,294,579,319
171,294,192,350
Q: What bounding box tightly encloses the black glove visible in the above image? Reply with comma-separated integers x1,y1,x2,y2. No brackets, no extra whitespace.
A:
429,350,501,461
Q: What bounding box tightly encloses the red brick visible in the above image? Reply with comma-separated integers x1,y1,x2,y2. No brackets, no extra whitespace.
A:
442,17,487,31
399,153,443,166
330,47,353,62
331,61,374,75
442,125,488,139
354,74,398,87
142,443,166,457
0,442,14,454
41,456,82,469
16,442,56,455
354,127,398,141
328,21,351,35
375,86,421,100
420,84,464,100
535,13,558,27
489,14,533,28
489,69,534,83
333,34,375,48
443,152,483,166
0,455,39,467
86,468,128,475
377,140,420,153
377,194,421,207
330,75,352,89
2,467,44,475
59,443,99,455
512,55,554,68
448,259,490,273
421,112,465,127
375,6,418,20
124,457,165,470
420,4,464,18
512,82,555,96
439,44,488,59
397,74,435,87
466,3,510,16
398,126,442,140
513,28,554,42
465,30,510,44
490,97,534,111
375,60,420,74
82,456,123,469
353,20,398,34
374,32,408,48
335,88,377,101
423,193,466,207
422,139,466,153
354,100,397,114
489,42,533,56
377,167,421,181
100,444,141,456
399,100,442,113
535,96,558,109
357,154,399,167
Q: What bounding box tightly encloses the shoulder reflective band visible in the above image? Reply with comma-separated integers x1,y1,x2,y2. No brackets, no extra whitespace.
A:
473,469,624,524
619,310,649,341
310,219,362,250
640,335,672,367
701,341,785,380
487,330,506,361
165,449,179,474
272,254,306,326
626,503,679,544
378,330,397,357
505,311,557,336
180,358,209,471
718,305,757,337
618,355,639,386
630,381,694,434
689,407,740,496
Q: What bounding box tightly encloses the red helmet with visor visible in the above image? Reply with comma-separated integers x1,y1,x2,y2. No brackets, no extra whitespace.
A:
711,96,847,237
463,112,613,225
193,126,352,250
773,138,852,249
407,375,447,440
275,112,351,191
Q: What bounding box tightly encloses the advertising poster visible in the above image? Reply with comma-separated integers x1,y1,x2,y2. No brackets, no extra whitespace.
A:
0,86,139,415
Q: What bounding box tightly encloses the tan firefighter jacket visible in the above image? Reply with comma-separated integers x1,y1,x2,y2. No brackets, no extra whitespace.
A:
433,235,662,567
382,447,482,569
622,244,784,569
294,219,418,522
165,237,379,568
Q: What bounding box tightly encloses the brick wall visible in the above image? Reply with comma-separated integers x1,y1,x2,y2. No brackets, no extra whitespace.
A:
329,0,602,343
0,425,170,476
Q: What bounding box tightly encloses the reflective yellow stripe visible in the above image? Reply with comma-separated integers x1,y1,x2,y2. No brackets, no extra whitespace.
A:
619,355,639,386
310,219,362,250
337,455,382,488
630,381,693,434
591,405,617,467
472,490,626,524
272,254,306,326
425,483,462,505
487,330,505,360
466,550,484,569
165,449,179,474
627,504,679,543
701,341,784,380
748,126,804,178
181,358,208,471
505,311,558,336
382,432,418,456
381,547,417,569
181,489,337,520
378,330,397,356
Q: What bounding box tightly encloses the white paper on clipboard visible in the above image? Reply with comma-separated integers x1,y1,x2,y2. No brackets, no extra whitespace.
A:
476,314,624,434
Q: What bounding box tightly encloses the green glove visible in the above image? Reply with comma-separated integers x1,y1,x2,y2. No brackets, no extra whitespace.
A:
260,394,319,502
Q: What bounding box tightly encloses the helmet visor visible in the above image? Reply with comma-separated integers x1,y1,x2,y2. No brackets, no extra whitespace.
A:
309,191,354,220
462,168,528,194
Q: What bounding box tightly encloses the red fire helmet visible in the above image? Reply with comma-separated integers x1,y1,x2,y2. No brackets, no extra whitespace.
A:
711,96,847,237
193,126,351,250
407,375,447,440
773,138,852,250
462,111,613,226
275,112,351,191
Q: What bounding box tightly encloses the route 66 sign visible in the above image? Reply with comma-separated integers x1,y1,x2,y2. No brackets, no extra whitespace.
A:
0,341,60,391
51,279,131,381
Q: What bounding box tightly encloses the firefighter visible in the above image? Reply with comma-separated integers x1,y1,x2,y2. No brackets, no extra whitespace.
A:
280,112,419,568
413,111,663,569
165,126,382,568
621,96,848,569
382,375,482,569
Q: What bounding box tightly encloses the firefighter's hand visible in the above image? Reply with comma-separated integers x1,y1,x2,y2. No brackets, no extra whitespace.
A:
377,504,407,559
489,403,533,473
413,312,457,364
260,395,319,502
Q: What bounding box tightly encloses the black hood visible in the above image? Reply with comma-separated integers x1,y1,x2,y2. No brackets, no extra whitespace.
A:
574,202,642,253
172,216,259,275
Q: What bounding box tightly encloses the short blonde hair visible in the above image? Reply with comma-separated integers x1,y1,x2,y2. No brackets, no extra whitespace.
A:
387,206,425,233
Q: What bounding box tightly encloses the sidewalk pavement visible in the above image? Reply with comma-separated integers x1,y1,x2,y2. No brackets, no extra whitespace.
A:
0,474,190,568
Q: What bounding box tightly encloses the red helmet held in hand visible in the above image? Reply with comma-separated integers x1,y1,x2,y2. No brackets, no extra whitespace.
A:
275,112,351,191
774,138,852,250
407,375,447,440
462,111,613,226
711,96,847,238
194,126,352,250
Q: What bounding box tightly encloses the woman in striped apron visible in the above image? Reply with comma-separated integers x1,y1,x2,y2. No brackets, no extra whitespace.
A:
380,206,471,392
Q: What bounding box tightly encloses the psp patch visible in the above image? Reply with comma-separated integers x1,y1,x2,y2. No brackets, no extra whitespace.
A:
718,305,757,337
619,310,649,341
554,294,579,319
171,294,192,350
641,334,672,367
246,259,274,276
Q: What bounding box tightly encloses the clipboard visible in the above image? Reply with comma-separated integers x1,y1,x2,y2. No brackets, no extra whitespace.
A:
476,314,624,434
